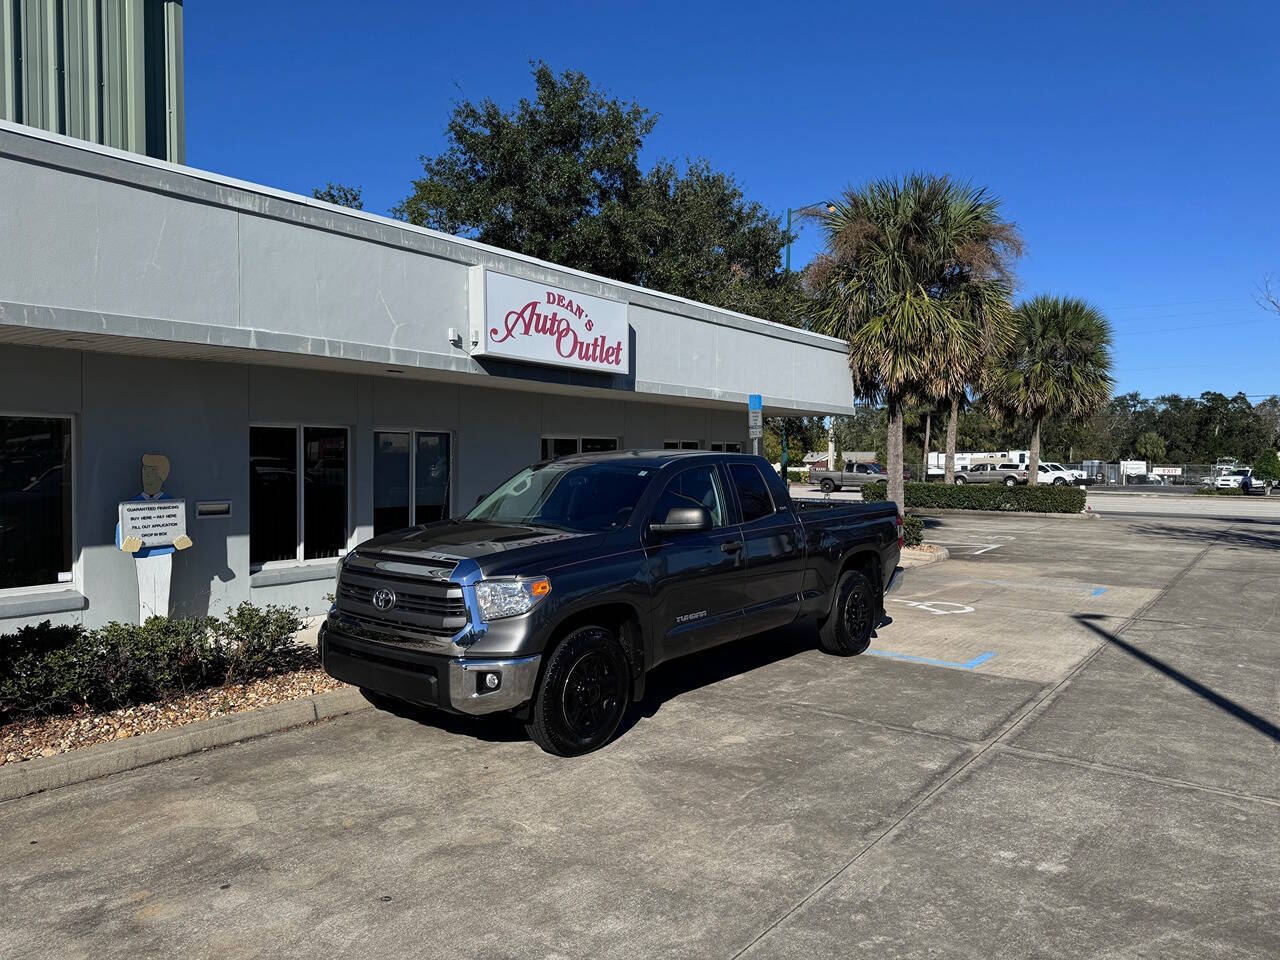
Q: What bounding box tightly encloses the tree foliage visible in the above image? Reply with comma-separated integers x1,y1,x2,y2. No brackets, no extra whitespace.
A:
986,295,1114,482
804,174,1019,507
312,183,364,209
394,62,800,324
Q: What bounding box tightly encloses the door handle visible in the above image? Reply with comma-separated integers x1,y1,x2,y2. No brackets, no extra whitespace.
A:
721,540,744,553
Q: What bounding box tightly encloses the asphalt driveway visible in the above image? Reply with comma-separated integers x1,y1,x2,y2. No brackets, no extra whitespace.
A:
2,503,1278,959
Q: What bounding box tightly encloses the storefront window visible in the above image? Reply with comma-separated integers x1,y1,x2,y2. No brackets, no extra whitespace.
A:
415,432,451,524
373,431,410,536
710,441,743,453
0,415,72,589
250,425,348,565
540,437,618,459
663,440,701,450
375,430,452,535
303,427,348,559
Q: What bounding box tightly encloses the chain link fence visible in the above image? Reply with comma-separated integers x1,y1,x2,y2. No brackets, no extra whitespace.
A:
1063,462,1232,487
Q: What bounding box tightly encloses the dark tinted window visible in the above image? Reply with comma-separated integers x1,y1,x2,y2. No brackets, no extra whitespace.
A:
250,427,298,564
373,431,410,536
759,463,790,512
415,431,450,523
581,437,618,453
729,463,774,522
468,462,653,532
651,466,727,528
0,416,72,588
303,427,347,559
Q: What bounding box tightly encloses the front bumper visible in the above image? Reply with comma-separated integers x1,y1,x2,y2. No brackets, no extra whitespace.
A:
319,620,541,716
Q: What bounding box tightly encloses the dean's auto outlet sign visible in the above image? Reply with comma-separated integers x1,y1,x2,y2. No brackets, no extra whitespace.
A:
470,269,630,374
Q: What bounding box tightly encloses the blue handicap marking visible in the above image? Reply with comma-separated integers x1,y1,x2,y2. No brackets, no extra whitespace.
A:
865,649,996,671
1091,587,1108,596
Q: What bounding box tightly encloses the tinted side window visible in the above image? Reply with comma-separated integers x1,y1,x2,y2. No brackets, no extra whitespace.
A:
729,463,774,523
652,466,727,528
759,463,790,512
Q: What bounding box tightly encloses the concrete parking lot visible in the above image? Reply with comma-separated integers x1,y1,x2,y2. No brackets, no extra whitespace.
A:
2,498,1278,959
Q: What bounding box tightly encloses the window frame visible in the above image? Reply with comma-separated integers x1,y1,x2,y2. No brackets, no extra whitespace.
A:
648,462,730,530
0,411,77,596
725,461,778,525
540,435,621,460
373,425,456,534
249,422,352,572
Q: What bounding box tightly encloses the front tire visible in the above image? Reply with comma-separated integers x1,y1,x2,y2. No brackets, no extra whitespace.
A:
953,476,966,485
526,626,629,756
818,569,876,656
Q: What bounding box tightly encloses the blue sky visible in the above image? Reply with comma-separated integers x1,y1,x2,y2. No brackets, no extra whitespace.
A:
186,1,1280,399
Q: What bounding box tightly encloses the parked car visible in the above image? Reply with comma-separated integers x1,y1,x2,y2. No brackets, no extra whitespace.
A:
1042,461,1087,482
1216,468,1252,489
1035,463,1078,485
952,462,1028,486
320,450,904,756
808,461,888,492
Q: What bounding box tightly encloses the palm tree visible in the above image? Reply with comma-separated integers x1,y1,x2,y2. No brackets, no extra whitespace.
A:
987,296,1115,484
806,174,1020,508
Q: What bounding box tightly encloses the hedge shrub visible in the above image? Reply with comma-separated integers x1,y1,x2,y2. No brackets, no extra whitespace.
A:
863,481,1086,513
1194,486,1243,496
0,603,307,723
901,514,924,547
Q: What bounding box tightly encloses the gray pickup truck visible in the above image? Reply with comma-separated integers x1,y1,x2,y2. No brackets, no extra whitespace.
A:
320,451,903,755
952,462,1029,486
808,461,889,492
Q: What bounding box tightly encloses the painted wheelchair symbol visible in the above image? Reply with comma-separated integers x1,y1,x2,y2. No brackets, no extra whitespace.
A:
888,599,976,616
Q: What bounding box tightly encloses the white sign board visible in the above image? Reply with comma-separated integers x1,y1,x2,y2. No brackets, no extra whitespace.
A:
470,269,630,374
118,499,187,549
1152,466,1182,476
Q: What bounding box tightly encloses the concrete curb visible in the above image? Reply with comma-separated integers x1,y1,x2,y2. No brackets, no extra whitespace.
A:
0,686,369,804
908,507,1096,520
899,546,949,568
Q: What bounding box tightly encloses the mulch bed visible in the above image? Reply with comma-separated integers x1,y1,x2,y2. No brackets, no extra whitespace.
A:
1,668,346,765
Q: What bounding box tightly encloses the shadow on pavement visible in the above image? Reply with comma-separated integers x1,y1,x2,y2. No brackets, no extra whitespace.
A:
1074,613,1280,743
1122,519,1280,549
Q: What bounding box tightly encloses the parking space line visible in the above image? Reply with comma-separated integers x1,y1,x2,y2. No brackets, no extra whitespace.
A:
866,649,996,670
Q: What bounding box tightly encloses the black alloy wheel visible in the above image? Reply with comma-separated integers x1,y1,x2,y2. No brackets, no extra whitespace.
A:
526,626,630,756
818,569,876,656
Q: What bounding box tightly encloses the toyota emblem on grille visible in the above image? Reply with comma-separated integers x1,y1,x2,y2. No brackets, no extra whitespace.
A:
372,588,396,611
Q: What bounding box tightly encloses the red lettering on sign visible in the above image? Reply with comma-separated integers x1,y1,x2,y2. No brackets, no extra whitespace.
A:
491,294,623,369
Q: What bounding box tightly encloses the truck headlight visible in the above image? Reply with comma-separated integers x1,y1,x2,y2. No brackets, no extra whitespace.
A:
474,577,551,621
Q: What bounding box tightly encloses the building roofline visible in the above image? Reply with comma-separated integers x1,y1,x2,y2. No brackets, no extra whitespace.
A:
0,119,849,354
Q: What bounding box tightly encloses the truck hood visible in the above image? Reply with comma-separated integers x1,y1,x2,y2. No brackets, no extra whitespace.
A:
354,520,605,575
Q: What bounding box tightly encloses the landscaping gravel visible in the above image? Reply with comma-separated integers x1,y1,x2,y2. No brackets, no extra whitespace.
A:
1,668,346,765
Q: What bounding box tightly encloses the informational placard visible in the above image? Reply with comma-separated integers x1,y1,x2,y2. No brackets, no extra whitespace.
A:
118,499,187,549
470,268,630,374
748,394,763,439
1152,466,1182,476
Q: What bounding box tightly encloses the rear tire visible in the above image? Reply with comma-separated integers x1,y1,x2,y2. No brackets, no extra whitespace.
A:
525,626,629,756
1005,477,1017,487
818,569,876,656
820,478,836,493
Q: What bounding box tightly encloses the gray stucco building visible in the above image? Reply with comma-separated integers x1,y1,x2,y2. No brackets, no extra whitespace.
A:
0,119,854,629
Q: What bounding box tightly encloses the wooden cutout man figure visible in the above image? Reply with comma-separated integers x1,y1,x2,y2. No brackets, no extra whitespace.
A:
116,453,193,622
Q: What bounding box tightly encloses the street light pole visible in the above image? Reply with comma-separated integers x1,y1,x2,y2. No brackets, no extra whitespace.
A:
784,199,836,275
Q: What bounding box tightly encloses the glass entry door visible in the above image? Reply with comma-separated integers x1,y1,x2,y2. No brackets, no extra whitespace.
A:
374,430,451,536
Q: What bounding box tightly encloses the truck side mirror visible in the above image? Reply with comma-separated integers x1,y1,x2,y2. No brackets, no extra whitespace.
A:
649,505,712,534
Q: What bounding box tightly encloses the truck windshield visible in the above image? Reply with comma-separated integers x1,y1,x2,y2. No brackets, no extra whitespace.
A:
466,462,653,532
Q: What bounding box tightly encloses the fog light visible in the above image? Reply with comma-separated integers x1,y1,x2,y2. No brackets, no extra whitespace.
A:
477,671,501,694
485,672,500,689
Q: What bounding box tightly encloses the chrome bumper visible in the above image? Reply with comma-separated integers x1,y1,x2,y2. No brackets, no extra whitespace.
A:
448,655,542,716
